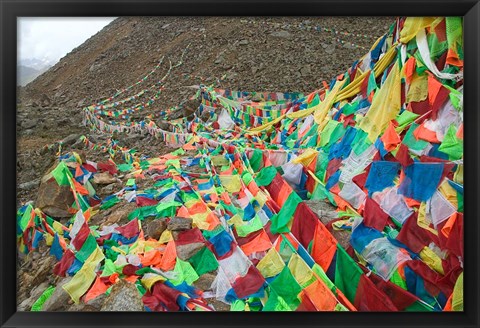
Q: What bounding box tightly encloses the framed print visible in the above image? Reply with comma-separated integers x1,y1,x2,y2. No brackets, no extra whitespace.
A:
1,0,479,327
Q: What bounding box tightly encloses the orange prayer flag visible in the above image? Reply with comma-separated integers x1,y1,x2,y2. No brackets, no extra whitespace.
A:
427,74,443,106
404,196,420,208
335,287,358,311
159,240,176,271
176,206,190,219
333,194,349,211
108,273,120,284
124,275,139,283
182,142,197,151
443,293,454,311
75,165,83,178
72,179,89,195
304,280,338,311
240,230,272,256
84,208,92,222
247,180,260,197
220,192,232,205
446,48,463,68
456,124,464,140
162,153,177,160
404,56,416,84
441,212,457,238
413,122,439,143
276,184,291,207
58,235,68,250
188,201,208,215
84,276,109,303
330,184,341,195
209,193,219,204
311,222,338,271
380,121,402,151
206,212,221,230
140,249,162,267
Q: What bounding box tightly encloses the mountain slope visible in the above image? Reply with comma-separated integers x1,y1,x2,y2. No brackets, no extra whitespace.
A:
16,16,393,203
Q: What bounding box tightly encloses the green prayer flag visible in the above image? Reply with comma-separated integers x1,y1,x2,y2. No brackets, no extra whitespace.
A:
312,263,335,291
171,148,185,156
171,258,199,285
153,178,173,188
255,166,278,187
263,289,293,311
230,299,246,311
101,258,118,277
308,94,320,108
51,162,70,186
314,151,329,182
390,269,408,290
156,201,182,218
334,303,349,311
135,267,158,275
241,171,254,186
334,245,363,304
100,196,120,210
75,234,98,263
351,128,372,155
18,205,33,232
188,247,218,276
267,266,301,310
128,205,157,221
402,123,429,151
405,300,434,312
367,69,377,94
311,182,337,206
31,286,56,311
395,110,419,129
342,101,359,116
320,120,340,147
457,192,464,212
249,149,263,172
235,215,263,237
438,125,463,160
117,163,133,172
270,192,302,234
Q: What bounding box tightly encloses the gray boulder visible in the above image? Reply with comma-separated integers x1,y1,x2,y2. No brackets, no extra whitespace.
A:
42,277,72,311
100,281,144,311
167,217,192,231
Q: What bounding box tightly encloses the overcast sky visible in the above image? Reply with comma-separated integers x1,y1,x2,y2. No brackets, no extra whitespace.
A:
18,17,116,66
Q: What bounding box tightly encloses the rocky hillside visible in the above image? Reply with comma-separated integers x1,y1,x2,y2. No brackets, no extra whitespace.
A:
16,16,393,204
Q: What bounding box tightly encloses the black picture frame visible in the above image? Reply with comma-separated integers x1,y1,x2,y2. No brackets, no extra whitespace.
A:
1,0,479,327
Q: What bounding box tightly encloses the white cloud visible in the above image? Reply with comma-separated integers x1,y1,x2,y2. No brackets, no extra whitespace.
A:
17,17,116,66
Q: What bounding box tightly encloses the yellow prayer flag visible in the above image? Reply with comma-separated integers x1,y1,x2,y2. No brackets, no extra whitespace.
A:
419,246,444,275
141,273,166,291
256,247,285,278
219,175,242,193
417,202,438,236
292,149,318,167
287,253,316,288
357,61,402,142
158,229,173,244
399,17,437,44
452,272,463,311
406,72,428,103
62,246,105,303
